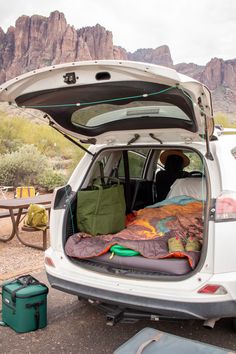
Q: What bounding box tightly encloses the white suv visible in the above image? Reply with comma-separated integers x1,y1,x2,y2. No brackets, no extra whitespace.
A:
1,60,236,326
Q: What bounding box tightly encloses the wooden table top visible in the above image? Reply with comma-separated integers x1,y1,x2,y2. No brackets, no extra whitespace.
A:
0,193,53,209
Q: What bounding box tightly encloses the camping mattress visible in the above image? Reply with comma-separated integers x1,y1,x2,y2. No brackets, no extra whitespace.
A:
87,252,193,275
66,198,204,270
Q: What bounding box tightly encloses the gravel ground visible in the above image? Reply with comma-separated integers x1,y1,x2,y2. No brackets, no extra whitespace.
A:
0,218,46,281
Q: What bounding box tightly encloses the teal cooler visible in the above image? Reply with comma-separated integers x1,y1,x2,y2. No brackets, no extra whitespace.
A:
2,275,48,333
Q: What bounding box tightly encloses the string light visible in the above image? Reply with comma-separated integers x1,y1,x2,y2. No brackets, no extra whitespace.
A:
11,84,210,120
14,85,177,110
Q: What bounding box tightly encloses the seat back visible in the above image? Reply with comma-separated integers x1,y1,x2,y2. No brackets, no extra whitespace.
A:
15,186,36,199
167,177,206,200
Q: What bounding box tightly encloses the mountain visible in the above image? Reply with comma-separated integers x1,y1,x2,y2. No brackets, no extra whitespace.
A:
0,10,236,118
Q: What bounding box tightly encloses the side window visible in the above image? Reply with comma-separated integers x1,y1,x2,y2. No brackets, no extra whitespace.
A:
118,151,147,178
183,152,203,172
157,151,203,172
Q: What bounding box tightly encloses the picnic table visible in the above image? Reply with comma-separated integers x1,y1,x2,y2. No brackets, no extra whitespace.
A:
0,194,53,247
0,186,14,199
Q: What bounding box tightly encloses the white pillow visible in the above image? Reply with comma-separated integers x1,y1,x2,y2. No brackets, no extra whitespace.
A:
167,177,206,200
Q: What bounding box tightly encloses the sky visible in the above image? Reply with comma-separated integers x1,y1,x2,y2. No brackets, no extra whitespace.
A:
0,0,236,65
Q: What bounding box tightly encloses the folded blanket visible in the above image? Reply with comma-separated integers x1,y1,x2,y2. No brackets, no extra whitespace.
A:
146,195,200,208
127,201,203,238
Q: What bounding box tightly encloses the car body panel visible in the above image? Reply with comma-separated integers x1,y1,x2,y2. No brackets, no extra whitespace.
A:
47,272,236,319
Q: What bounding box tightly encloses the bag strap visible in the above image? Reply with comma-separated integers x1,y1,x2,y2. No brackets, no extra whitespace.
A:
11,284,28,303
25,300,45,330
92,176,120,188
123,151,131,213
11,275,48,303
91,183,103,190
98,161,105,186
136,332,163,354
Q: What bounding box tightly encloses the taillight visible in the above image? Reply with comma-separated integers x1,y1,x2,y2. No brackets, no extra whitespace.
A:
198,284,227,295
215,191,236,221
45,256,55,267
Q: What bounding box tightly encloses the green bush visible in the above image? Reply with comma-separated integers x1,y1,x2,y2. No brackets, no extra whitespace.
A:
0,113,85,159
0,144,48,186
37,170,66,192
0,138,22,154
214,112,230,127
0,112,85,188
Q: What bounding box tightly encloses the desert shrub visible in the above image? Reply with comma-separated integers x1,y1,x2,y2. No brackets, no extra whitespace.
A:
0,112,84,186
0,115,24,154
0,113,85,161
214,112,230,127
0,138,22,154
37,170,66,192
0,144,48,186
185,152,203,172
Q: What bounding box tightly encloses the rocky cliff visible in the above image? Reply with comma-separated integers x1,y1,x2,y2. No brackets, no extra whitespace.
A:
175,58,236,114
0,11,127,82
0,10,236,116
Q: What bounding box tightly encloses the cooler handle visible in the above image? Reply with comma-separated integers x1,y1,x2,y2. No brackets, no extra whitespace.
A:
136,332,163,354
25,300,45,330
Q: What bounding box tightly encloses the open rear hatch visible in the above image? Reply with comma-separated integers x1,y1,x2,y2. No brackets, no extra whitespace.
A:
0,60,214,147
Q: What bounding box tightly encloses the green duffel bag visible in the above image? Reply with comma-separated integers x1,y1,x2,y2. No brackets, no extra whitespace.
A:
76,179,126,236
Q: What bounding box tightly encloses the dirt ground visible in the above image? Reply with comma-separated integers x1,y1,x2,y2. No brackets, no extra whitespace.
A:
0,190,50,281
0,217,46,281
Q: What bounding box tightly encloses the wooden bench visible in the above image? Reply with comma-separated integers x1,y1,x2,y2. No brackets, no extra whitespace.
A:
0,194,52,246
0,203,51,250
21,224,49,251
0,209,28,219
20,204,51,250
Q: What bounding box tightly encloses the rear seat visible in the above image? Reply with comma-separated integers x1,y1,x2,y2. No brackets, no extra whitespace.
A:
167,177,206,200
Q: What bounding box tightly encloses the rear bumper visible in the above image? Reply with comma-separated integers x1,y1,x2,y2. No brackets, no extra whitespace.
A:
47,273,236,320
